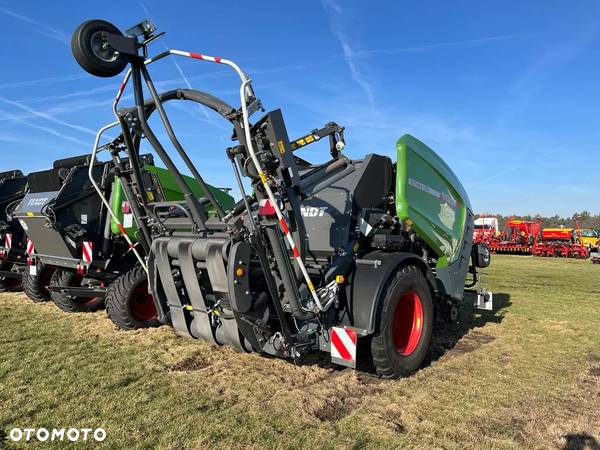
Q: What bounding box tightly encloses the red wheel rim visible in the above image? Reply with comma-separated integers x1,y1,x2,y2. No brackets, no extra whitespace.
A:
130,282,157,322
392,291,424,356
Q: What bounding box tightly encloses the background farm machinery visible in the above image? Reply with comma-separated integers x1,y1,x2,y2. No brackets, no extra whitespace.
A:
473,216,590,258
13,151,233,327
0,170,28,291
532,228,589,258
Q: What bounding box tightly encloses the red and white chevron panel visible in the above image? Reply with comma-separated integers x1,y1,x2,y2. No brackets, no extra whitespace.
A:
330,327,357,368
4,233,12,249
26,238,35,255
82,241,93,264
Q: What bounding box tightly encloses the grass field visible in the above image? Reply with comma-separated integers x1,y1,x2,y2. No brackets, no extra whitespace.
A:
0,255,598,449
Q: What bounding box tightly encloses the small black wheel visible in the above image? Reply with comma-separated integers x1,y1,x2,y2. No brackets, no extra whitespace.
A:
22,266,55,302
50,269,104,313
71,19,129,77
370,265,434,378
106,265,160,330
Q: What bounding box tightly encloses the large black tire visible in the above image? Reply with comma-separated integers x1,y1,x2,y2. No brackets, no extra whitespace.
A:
22,267,55,302
50,269,105,313
106,265,160,330
370,265,434,378
71,19,129,77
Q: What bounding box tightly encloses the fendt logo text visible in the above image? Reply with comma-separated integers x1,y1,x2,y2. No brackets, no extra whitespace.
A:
300,206,327,217
9,427,106,443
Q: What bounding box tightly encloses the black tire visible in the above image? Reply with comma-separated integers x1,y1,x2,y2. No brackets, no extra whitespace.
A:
106,265,160,330
22,267,55,302
71,19,129,77
370,265,434,378
50,269,105,313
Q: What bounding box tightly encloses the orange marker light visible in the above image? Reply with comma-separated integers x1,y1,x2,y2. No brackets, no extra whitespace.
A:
235,267,245,277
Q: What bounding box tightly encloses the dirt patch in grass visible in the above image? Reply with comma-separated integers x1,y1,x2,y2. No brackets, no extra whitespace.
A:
167,352,212,371
447,330,496,355
307,372,384,422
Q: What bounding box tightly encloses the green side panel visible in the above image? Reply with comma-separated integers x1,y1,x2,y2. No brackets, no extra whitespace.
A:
110,177,135,240
395,134,471,268
143,165,235,209
110,165,235,238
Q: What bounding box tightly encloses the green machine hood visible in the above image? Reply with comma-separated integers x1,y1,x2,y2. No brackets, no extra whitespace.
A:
395,134,472,268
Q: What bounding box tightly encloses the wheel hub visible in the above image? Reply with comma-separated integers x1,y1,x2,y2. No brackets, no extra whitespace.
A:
130,283,157,322
392,291,424,356
90,31,119,63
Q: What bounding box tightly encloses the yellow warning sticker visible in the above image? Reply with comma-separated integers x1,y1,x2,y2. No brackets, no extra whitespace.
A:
277,140,286,154
147,191,155,202
259,172,267,184
307,282,315,292
26,212,34,217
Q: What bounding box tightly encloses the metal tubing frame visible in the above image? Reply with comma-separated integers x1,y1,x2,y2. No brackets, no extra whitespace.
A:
88,122,148,272
129,60,209,231
104,46,323,311
110,124,154,253
139,64,225,220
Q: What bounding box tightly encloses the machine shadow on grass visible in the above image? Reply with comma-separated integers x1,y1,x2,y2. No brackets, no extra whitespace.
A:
298,292,512,374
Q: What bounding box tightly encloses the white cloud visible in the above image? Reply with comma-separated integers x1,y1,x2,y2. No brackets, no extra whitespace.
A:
322,0,377,110
0,96,99,136
13,119,89,146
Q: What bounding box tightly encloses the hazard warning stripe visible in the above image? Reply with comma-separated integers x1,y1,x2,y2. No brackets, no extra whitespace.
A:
4,233,12,249
82,241,93,264
330,327,357,362
26,238,35,255
279,217,289,234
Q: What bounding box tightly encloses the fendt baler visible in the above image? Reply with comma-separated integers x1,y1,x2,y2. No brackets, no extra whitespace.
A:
14,152,234,329
73,18,491,377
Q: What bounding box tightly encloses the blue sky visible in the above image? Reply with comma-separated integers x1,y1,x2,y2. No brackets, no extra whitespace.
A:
0,1,599,216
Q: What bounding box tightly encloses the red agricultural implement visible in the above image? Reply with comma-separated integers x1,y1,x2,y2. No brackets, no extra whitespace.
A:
474,217,590,259
532,228,590,259
473,217,498,244
486,219,540,255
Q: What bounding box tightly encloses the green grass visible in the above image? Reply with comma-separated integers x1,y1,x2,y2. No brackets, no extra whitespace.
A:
0,255,598,449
